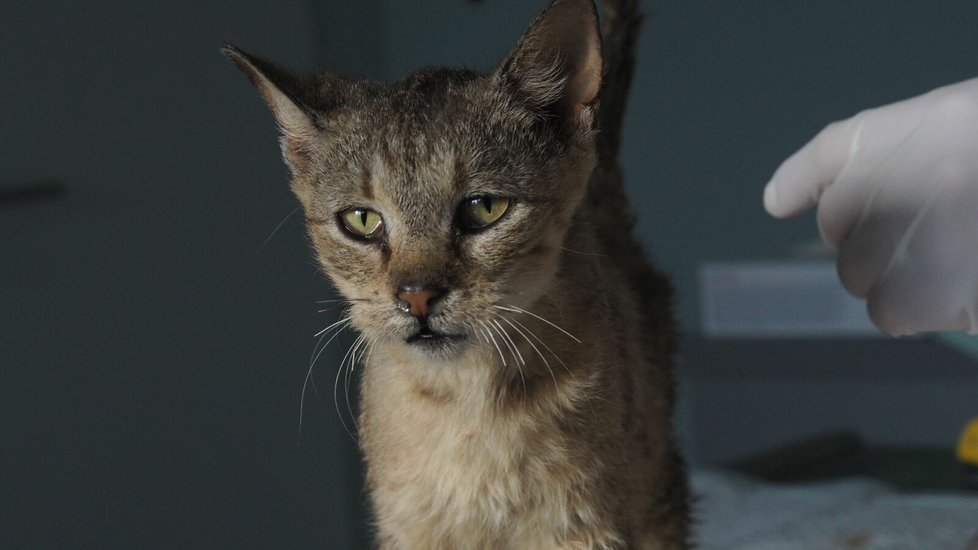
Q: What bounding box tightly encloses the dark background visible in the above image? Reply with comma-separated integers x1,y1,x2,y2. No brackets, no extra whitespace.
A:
3,1,978,548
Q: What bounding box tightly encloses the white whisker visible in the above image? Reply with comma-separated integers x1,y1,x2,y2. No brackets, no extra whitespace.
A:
494,305,581,343
507,315,601,416
560,246,606,257
490,318,528,402
314,315,355,338
299,317,352,442
467,321,487,345
490,319,519,365
334,334,365,442
316,298,369,304
490,318,525,366
479,320,507,367
502,316,557,390
475,325,495,354
509,316,572,378
344,336,369,434
258,207,299,253
308,318,352,371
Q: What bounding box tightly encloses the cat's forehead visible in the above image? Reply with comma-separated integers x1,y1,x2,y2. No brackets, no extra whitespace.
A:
383,67,484,111
324,73,537,186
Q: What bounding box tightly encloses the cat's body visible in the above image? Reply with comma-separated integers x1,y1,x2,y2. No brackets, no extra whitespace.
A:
360,220,686,549
225,1,688,548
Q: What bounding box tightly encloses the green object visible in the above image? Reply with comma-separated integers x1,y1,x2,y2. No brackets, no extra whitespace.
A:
936,332,978,359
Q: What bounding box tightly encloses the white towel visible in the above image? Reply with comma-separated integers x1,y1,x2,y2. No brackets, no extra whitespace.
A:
692,470,978,550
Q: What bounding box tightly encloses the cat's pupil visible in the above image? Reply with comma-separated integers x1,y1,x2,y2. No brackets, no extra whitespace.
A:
479,198,491,213
358,210,368,226
466,198,485,215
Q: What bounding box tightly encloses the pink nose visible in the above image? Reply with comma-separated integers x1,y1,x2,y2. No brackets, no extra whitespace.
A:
397,286,443,318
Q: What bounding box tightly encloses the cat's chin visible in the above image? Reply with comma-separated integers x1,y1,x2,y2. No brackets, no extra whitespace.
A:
403,328,468,358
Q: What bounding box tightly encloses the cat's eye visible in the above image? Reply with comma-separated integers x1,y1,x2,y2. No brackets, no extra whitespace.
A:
339,208,384,239
459,196,510,231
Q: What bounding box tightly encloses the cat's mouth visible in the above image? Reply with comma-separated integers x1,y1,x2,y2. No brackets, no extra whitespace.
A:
405,326,466,350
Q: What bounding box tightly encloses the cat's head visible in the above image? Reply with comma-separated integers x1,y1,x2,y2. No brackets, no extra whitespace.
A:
224,0,601,360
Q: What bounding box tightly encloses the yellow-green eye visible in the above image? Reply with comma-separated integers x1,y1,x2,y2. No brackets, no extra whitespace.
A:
339,208,384,239
460,196,510,230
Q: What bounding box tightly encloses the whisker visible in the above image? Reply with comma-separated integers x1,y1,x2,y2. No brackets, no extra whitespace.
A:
560,246,606,257
490,319,518,365
541,293,567,325
507,315,602,415
303,323,330,401
490,317,527,402
467,321,493,353
314,315,355,338
345,336,369,433
509,316,572,378
480,329,492,346
316,298,369,304
494,305,581,343
464,321,480,343
258,207,299,254
350,341,375,426
334,334,365,442
502,316,557,391
490,318,525,366
309,318,352,367
474,324,495,356
299,318,352,443
479,320,507,367
362,341,376,364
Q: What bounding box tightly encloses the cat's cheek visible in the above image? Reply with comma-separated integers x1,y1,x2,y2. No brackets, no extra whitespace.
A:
504,266,559,310
488,251,559,310
311,242,387,302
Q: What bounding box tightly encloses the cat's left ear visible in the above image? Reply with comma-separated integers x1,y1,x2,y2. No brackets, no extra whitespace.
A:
498,0,603,129
222,43,320,169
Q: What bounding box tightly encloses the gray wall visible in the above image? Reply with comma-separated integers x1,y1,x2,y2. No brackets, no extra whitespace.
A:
1,2,365,548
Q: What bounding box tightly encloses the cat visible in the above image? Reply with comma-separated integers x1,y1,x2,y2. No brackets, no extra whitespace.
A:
224,0,688,547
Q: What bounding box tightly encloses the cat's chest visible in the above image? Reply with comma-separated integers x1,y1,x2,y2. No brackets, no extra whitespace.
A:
369,390,545,495
362,377,592,547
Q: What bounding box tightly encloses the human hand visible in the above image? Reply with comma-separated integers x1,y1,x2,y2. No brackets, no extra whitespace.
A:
763,78,978,336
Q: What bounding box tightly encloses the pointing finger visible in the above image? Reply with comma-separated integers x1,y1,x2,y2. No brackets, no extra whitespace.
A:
763,117,860,218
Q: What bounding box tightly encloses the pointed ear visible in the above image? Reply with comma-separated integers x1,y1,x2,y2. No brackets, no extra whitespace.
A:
222,43,319,167
499,0,603,128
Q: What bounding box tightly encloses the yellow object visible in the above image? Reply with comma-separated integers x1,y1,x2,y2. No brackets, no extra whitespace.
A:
957,418,978,466
340,208,383,238
462,197,509,228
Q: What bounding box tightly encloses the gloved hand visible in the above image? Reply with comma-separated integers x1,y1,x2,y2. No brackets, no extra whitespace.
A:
763,78,978,336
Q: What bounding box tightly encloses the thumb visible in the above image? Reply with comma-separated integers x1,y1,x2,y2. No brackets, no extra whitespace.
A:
763,116,861,218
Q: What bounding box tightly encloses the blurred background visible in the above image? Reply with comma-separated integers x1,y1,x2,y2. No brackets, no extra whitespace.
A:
3,1,978,548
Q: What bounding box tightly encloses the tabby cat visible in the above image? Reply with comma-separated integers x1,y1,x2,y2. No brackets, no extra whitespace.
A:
224,0,688,547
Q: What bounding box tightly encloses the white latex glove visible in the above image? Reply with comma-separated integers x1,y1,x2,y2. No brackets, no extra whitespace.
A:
763,78,978,336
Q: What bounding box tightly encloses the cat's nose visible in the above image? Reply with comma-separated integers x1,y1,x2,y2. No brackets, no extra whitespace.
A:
396,285,445,318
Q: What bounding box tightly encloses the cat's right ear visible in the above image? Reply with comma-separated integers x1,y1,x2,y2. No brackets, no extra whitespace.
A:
222,43,319,170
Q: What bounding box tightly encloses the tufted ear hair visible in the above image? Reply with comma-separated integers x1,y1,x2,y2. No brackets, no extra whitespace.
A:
498,0,603,129
222,43,320,170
